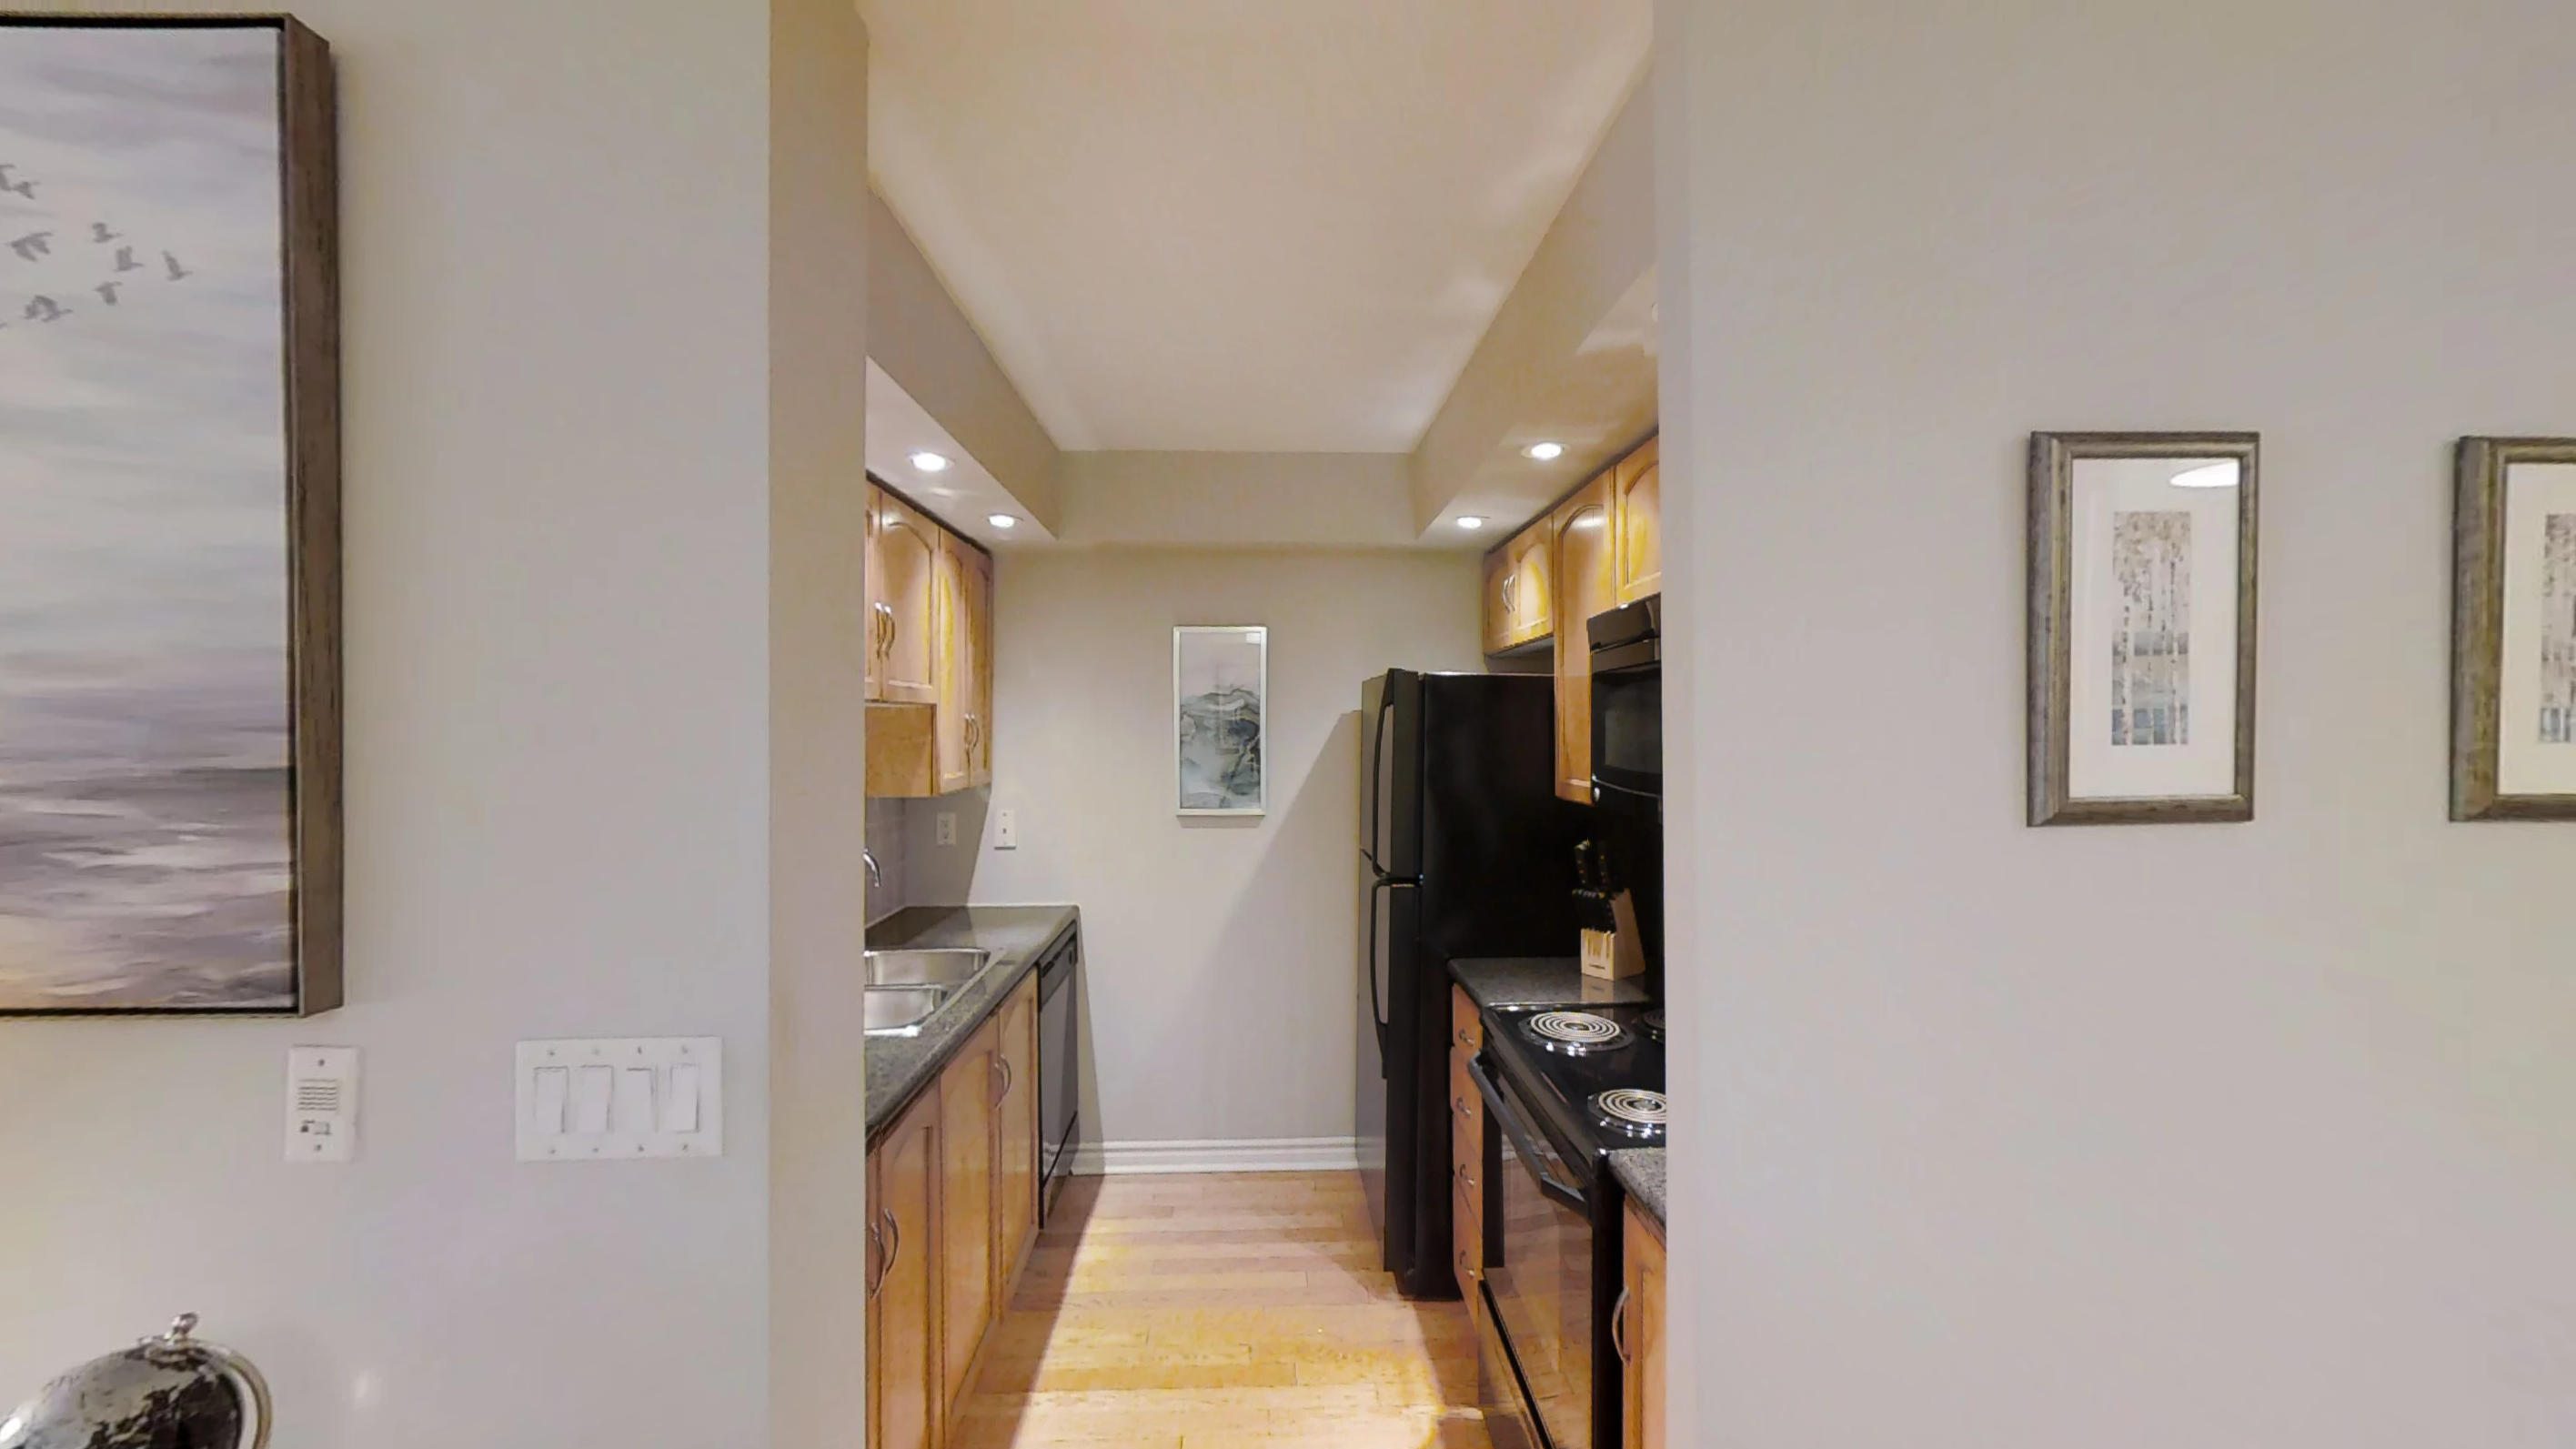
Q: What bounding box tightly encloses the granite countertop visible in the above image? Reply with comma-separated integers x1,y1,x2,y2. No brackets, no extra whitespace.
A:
864,904,1080,1141
1611,1149,1665,1227
1449,956,1652,1010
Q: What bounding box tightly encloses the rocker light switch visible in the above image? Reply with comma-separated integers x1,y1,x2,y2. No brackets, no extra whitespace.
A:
517,1038,722,1162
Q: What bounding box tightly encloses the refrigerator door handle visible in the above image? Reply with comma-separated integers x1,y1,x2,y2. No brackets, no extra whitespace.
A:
1365,876,1395,1063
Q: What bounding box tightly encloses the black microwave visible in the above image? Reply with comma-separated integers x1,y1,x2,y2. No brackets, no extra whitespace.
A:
1588,595,1660,814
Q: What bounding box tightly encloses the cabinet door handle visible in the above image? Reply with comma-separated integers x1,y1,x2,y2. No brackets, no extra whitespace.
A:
991,1052,1013,1106
1612,1284,1633,1363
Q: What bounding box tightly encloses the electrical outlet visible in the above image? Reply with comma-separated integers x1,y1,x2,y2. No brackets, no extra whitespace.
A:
936,811,958,847
995,809,1018,850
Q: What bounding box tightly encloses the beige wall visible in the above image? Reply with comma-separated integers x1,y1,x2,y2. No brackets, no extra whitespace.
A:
1655,1,2576,1445
0,2,867,1444
907,548,1481,1147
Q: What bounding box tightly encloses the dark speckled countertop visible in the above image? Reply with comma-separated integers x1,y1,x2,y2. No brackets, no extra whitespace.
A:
1611,1150,1665,1225
1449,956,1651,1010
865,904,1080,1141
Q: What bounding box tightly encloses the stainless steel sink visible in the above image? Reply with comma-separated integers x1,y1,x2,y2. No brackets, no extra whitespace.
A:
863,984,947,1036
864,947,990,989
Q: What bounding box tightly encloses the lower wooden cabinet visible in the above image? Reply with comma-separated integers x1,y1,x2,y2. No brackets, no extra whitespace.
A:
939,1016,1001,1414
866,971,1053,1448
868,1090,939,1449
1621,1202,1666,1449
994,976,1040,1286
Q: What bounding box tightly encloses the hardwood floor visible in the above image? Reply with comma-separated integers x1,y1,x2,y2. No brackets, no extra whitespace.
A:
951,1170,1492,1449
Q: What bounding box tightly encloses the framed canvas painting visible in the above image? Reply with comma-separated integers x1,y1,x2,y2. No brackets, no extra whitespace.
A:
1174,626,1265,816
2028,432,2259,825
2450,438,2576,820
0,15,340,1015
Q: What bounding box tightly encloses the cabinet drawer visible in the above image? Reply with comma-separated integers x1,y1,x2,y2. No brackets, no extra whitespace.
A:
1449,1052,1483,1175
1450,986,1483,1055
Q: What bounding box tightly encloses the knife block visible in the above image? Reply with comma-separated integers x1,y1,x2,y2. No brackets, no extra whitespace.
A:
1580,891,1647,982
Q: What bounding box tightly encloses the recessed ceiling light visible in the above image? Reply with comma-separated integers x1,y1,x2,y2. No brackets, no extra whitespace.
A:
1456,516,1488,531
986,514,1018,530
2169,462,2239,489
1524,442,1565,462
909,450,951,474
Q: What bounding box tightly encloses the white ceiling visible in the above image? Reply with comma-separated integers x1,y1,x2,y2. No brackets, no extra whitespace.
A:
862,0,1654,454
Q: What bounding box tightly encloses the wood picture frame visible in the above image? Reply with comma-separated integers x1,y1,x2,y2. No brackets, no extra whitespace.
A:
2450,437,2576,820
0,15,340,1015
2028,432,2259,826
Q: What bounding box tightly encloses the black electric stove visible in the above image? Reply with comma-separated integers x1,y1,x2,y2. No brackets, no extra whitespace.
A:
1468,1001,1666,1449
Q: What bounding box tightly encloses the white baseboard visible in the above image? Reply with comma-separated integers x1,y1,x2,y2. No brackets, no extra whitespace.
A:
1071,1136,1360,1176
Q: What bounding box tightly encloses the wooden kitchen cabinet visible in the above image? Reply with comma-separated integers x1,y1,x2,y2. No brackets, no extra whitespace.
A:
869,1086,940,1449
933,532,995,795
1615,434,1661,605
1482,517,1557,656
1553,471,1619,801
938,1016,1001,1414
1450,985,1485,1301
1622,1202,1666,1449
873,490,942,707
993,974,1039,1289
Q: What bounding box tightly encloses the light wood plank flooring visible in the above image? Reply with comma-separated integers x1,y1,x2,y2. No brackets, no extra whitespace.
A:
952,1170,1491,1449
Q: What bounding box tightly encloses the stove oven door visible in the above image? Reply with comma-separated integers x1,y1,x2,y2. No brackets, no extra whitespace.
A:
1471,1055,1595,1449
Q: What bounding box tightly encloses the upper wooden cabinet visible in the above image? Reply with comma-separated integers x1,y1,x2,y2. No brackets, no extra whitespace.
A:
1615,434,1661,605
868,1088,939,1449
933,532,994,794
871,488,941,706
1480,516,1557,655
1553,473,1619,801
869,482,997,800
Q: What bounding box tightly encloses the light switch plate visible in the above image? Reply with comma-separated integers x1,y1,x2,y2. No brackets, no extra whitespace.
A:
517,1038,721,1162
994,809,1018,849
286,1047,358,1163
936,810,958,847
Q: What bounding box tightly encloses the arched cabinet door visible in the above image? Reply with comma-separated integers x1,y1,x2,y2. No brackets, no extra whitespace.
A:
1615,435,1661,605
1553,474,1618,801
875,495,941,705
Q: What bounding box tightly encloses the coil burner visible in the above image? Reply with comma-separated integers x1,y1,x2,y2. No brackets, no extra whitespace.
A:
1589,1088,1668,1142
1519,1011,1630,1056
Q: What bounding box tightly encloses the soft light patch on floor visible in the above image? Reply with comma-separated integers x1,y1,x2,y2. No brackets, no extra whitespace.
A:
954,1171,1490,1448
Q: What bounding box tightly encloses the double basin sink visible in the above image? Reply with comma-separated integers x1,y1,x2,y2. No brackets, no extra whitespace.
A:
862,947,991,1035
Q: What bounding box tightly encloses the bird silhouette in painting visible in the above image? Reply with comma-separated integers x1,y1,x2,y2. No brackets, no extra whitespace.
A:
23,296,69,323
9,231,54,262
162,250,191,281
113,245,142,274
90,221,121,244
0,166,33,199
94,281,122,307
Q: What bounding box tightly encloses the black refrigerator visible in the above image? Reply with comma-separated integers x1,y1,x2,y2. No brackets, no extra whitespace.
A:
1357,669,1576,1299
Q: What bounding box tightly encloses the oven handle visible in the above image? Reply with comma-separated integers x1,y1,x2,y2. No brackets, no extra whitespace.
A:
1465,1054,1588,1211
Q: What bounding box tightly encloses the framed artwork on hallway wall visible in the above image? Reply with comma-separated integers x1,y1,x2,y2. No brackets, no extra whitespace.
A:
1174,626,1266,816
2450,437,2576,820
0,16,341,1015
2028,432,2259,826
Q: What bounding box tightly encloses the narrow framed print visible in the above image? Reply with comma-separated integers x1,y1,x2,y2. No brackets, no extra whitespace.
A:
1174,626,1266,816
2450,438,2576,820
2028,433,2258,825
0,16,342,1014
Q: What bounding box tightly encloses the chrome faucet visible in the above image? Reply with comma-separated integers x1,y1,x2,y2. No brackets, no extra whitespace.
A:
863,848,883,894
